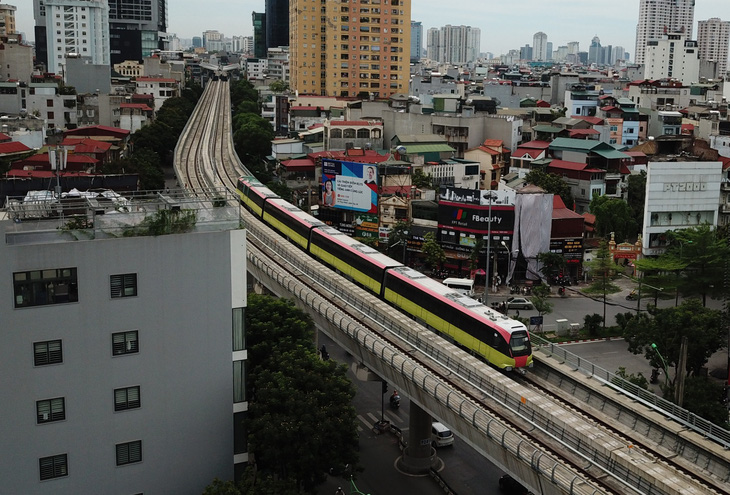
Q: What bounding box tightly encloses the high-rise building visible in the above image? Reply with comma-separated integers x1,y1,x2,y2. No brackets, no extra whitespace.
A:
697,17,729,80
567,41,580,55
252,12,266,59
644,32,699,85
520,44,532,61
0,196,247,493
34,0,168,70
426,25,480,64
635,0,694,66
410,21,423,63
42,0,110,76
533,32,547,61
545,41,553,61
0,3,16,36
265,0,289,50
289,0,411,98
588,36,601,65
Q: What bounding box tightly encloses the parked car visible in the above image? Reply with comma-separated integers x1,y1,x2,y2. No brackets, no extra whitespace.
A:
499,474,530,494
505,297,534,310
431,422,454,448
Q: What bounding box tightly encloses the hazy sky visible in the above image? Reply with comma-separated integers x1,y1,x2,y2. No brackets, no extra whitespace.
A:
12,0,730,59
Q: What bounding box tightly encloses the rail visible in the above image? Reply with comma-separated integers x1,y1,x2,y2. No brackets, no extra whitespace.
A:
532,334,730,449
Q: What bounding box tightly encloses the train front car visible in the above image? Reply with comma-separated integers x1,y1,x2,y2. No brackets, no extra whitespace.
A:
383,266,532,371
309,226,402,296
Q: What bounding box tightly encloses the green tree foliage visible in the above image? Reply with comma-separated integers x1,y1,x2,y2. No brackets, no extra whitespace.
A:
530,284,553,316
614,366,649,391
245,295,359,493
269,80,289,93
681,377,730,428
202,468,300,495
422,232,446,270
103,148,165,190
663,225,729,305
230,79,259,109
537,251,566,282
589,195,638,242
236,100,259,115
523,169,574,209
623,299,725,382
585,240,621,295
583,313,603,336
626,171,646,231
266,181,293,202
387,221,411,263
411,169,433,189
232,113,275,170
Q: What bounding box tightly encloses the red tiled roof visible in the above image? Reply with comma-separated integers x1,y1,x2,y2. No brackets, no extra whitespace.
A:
553,195,567,209
624,151,647,157
476,146,500,156
0,132,11,142
308,149,390,163
583,212,596,224
281,158,315,170
720,156,730,171
120,103,153,111
568,129,600,137
329,120,382,126
519,140,551,150
482,139,503,147
22,153,98,164
0,141,31,154
290,106,324,111
65,125,130,138
6,170,93,178
573,116,604,125
512,148,544,159
60,138,113,152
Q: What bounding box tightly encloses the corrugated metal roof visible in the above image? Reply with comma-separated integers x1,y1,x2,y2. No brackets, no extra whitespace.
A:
405,144,455,153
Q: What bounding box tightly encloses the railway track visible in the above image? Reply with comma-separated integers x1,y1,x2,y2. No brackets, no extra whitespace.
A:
174,79,728,495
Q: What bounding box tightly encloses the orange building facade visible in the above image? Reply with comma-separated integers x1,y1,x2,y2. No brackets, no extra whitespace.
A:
290,0,411,98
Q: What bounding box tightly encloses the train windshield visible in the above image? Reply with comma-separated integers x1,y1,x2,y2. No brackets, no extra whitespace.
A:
509,331,531,357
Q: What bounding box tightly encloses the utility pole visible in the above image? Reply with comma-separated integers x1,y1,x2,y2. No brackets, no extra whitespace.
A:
483,195,493,305
675,336,688,406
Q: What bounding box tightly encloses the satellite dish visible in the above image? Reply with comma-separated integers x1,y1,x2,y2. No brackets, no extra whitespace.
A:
395,145,407,154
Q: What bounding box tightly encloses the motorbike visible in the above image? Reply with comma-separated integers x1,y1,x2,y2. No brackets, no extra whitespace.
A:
510,285,518,294
557,286,566,297
626,289,638,301
389,391,401,410
650,368,660,384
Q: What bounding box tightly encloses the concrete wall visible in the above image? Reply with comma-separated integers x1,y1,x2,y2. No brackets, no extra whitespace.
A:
1,226,243,494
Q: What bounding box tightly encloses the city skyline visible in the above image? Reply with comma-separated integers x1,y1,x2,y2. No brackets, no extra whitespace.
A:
13,0,730,62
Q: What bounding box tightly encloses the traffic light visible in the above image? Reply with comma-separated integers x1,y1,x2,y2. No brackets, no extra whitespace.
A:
381,381,388,394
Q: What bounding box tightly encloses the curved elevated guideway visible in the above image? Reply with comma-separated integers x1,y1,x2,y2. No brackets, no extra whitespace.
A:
173,80,730,495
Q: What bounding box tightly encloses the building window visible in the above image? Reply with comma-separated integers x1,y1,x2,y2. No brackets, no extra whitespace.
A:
114,386,140,411
37,397,65,423
233,308,245,351
233,360,245,403
116,440,142,466
112,331,138,356
110,273,137,298
14,268,78,307
39,454,67,480
34,340,63,366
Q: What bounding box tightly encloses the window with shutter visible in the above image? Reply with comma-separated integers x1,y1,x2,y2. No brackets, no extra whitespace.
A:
114,386,141,411
112,331,138,355
110,273,137,298
39,454,67,480
37,397,65,423
116,440,142,465
34,340,63,366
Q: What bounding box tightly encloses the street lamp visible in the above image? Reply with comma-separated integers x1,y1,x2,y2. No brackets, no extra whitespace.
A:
651,343,670,387
483,193,494,305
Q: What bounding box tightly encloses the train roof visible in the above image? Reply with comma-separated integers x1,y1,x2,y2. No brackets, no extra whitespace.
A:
267,198,326,228
387,267,526,335
313,226,403,269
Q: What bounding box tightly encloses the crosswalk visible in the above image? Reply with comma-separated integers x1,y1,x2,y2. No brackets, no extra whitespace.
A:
356,410,409,433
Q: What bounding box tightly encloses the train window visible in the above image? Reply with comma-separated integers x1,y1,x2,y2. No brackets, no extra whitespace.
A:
510,332,530,356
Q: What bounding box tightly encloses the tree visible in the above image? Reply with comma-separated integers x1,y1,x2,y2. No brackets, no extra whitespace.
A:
530,284,553,316
266,181,292,202
523,169,574,209
387,221,411,263
589,195,638,242
269,80,289,93
626,171,646,232
583,313,603,336
537,251,566,283
230,79,258,108
663,225,729,306
469,239,485,271
232,113,275,167
245,295,359,492
411,169,433,189
586,240,621,328
623,299,725,389
422,232,445,271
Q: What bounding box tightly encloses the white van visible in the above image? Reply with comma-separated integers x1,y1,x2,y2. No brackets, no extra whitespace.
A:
442,278,475,297
431,422,454,447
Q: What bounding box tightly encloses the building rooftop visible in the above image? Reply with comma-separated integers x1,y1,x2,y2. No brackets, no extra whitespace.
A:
2,188,240,246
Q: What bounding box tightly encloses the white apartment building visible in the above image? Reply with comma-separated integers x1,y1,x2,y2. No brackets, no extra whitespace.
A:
643,32,699,85
44,0,110,77
134,76,180,111
427,25,480,64
635,0,694,66
697,17,730,80
26,82,78,131
533,32,548,62
0,193,247,494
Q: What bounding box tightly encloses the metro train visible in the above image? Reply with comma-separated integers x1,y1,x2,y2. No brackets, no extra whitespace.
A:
236,176,533,371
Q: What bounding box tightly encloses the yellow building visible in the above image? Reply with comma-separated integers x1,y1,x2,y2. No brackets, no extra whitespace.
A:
289,0,411,99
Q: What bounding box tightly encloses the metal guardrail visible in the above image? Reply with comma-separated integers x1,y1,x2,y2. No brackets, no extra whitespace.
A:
532,334,730,450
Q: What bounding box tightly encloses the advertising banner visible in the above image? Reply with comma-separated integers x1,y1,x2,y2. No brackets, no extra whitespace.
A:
354,213,379,238
321,159,379,214
437,204,515,234
439,186,516,207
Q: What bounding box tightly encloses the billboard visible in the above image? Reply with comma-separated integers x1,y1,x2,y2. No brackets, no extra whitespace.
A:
321,159,378,214
437,204,515,234
439,186,516,207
